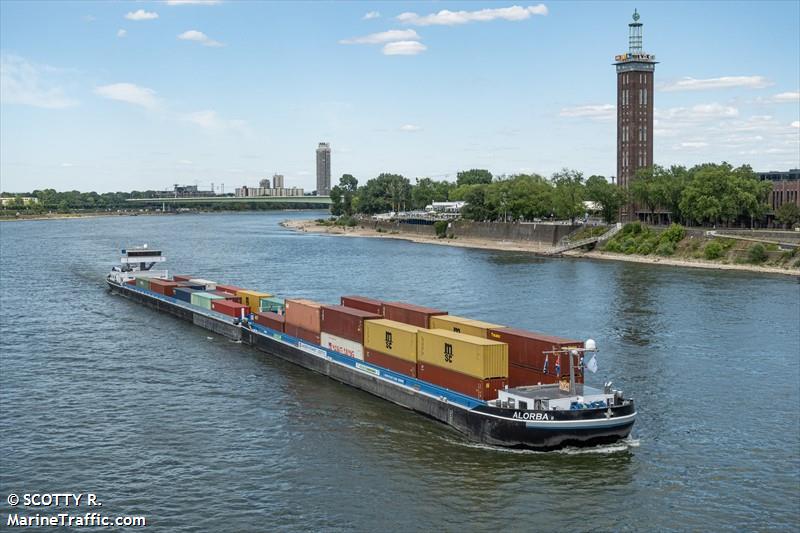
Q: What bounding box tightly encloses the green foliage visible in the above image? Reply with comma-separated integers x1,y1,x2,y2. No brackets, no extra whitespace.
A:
456,169,493,187
412,178,454,209
355,173,411,214
433,220,449,238
747,243,768,264
678,163,770,226
660,223,686,244
636,239,655,255
776,202,800,227
704,241,724,260
655,241,676,256
622,221,644,235
585,175,626,223
621,237,638,254
604,240,621,253
551,168,585,224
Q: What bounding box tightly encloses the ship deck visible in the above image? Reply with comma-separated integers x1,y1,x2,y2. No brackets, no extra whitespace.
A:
506,383,604,400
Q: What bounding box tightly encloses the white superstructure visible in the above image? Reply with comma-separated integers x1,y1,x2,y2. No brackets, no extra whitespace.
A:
107,245,168,285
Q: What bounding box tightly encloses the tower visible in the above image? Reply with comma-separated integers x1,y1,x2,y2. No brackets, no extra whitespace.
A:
316,142,331,195
614,9,657,219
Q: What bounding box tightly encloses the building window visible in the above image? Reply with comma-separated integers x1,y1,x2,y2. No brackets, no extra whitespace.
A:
643,88,648,106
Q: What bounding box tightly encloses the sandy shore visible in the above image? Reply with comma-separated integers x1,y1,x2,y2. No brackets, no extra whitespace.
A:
0,212,170,222
283,219,800,277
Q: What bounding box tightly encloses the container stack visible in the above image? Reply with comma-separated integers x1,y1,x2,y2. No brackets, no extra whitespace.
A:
487,328,584,387
341,295,384,315
135,278,151,290
381,302,447,328
319,305,382,360
417,329,508,400
284,299,322,344
259,297,285,313
148,278,180,297
173,287,200,303
253,311,285,332
429,315,504,338
189,278,217,291
363,319,419,377
210,290,242,302
190,291,224,310
236,290,273,314
211,299,250,318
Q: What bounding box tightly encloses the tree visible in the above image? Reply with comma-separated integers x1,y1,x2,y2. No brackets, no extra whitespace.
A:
585,175,626,224
412,178,453,209
680,163,770,227
329,186,344,216
354,173,411,214
551,169,585,224
338,174,358,216
504,174,553,220
456,169,493,187
460,185,495,221
652,165,688,224
776,202,800,228
630,166,660,223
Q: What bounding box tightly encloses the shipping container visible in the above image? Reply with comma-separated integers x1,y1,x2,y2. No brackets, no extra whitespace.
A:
417,329,508,379
253,311,285,332
173,275,194,282
211,299,250,318
260,297,285,313
191,291,224,310
285,323,320,345
417,362,507,400
382,302,447,328
210,290,241,303
487,327,583,372
363,319,419,363
216,284,243,294
341,295,384,315
125,279,137,285
285,299,323,333
173,287,200,303
148,278,180,297
135,277,151,290
321,305,382,343
320,332,364,360
365,349,417,377
177,282,205,290
507,362,579,388
235,290,273,314
189,278,217,291
429,315,505,339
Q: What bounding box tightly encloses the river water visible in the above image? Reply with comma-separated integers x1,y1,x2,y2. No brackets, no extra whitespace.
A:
1,211,798,531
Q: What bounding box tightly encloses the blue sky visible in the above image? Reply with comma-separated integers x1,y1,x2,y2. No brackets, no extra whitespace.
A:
1,1,798,193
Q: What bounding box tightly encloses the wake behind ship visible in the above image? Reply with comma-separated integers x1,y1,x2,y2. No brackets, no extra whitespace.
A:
107,246,636,450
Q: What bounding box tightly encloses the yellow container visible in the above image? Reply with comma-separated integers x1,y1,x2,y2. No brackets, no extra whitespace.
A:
235,290,273,312
364,319,419,363
417,329,508,379
429,315,504,339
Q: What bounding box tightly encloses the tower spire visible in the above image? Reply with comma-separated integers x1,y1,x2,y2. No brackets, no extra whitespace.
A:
628,9,643,53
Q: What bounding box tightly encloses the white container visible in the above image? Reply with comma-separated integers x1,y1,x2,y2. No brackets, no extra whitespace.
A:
189,278,217,290
321,332,364,360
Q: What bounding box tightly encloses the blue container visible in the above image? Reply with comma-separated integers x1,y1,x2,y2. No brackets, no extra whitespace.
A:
174,287,200,303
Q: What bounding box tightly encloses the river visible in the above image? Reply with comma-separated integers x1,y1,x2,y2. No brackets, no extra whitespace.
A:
1,211,798,531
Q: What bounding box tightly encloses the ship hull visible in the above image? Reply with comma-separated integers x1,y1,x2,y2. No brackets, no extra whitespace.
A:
108,281,635,450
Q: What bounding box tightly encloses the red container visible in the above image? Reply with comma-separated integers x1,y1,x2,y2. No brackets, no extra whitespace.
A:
211,299,250,318
211,290,241,303
148,278,181,297
321,305,381,343
173,275,194,282
417,362,506,400
216,284,243,294
487,327,584,370
285,323,321,345
253,311,285,332
125,279,137,285
285,299,323,333
365,349,417,378
381,302,447,329
341,295,384,315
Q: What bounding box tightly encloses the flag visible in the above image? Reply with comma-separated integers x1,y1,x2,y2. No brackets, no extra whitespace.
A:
586,354,598,374
543,354,549,374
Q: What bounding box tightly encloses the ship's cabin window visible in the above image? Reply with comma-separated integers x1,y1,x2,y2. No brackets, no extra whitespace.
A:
518,401,528,411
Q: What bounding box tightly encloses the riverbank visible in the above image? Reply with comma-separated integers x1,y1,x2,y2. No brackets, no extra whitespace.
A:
283,218,800,277
0,211,170,222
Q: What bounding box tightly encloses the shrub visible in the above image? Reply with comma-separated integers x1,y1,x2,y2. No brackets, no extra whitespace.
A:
704,241,724,260
621,237,638,254
434,220,449,238
655,241,676,256
604,240,622,253
622,222,643,236
747,244,768,264
660,223,686,244
636,240,655,255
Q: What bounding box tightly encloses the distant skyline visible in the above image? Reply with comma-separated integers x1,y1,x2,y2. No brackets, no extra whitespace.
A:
1,1,798,193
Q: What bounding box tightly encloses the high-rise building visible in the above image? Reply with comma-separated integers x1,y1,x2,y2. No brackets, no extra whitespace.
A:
272,174,284,189
259,177,271,189
614,9,657,219
316,142,331,195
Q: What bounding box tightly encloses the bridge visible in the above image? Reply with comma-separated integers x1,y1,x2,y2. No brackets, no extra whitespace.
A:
126,196,332,206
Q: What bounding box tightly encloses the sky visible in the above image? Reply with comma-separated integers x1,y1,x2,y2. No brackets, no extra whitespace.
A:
1,0,798,193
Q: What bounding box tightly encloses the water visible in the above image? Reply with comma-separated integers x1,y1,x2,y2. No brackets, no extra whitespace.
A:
1,211,798,531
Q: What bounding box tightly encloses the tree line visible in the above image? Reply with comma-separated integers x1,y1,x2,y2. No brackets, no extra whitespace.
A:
330,162,790,227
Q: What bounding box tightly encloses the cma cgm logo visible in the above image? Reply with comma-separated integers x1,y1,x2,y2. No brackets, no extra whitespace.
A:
384,331,393,350
444,343,453,363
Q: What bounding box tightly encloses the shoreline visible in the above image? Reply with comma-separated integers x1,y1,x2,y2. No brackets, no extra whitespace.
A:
282,219,800,277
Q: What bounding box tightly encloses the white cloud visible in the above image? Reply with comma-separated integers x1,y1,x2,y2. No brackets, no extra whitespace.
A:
185,110,247,132
166,0,221,4
673,141,709,149
659,75,772,92
559,104,615,120
656,103,739,121
383,41,427,56
178,30,223,47
397,4,548,26
125,9,159,21
178,159,193,165
94,83,160,109
0,55,78,109
400,124,422,132
117,29,127,38
83,15,96,23
61,162,74,167
771,91,800,103
340,29,420,45
792,121,800,129
363,11,380,20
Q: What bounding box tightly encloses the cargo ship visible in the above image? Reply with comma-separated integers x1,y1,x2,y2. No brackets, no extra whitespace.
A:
107,246,636,450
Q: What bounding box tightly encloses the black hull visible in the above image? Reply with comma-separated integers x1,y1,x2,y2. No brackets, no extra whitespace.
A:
108,282,635,450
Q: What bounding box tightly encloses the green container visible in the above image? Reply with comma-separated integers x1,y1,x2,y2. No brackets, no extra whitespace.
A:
191,291,224,310
260,297,285,313
136,278,151,290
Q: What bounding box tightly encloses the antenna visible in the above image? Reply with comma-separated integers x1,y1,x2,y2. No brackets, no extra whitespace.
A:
628,9,643,53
